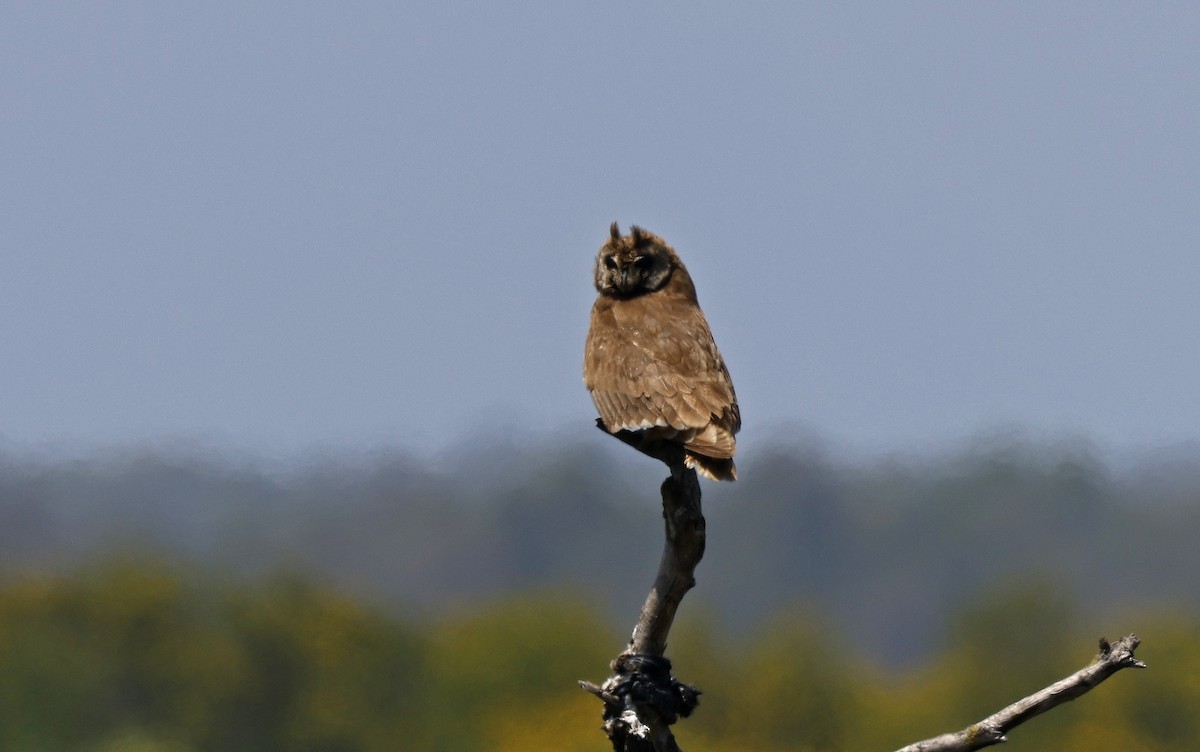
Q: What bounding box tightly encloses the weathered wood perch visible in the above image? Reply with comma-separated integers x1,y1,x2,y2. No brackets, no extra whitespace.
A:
580,423,706,752
581,422,1144,751
893,634,1146,752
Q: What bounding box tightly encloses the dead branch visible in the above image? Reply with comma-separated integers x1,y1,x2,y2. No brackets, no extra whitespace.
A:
581,424,706,751
581,420,1144,751
893,634,1146,752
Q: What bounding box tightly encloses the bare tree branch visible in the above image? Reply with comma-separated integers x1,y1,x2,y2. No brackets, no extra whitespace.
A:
581,424,705,751
893,634,1146,752
582,420,1145,751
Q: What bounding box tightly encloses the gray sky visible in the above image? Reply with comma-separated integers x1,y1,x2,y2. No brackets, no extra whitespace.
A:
3,3,1198,461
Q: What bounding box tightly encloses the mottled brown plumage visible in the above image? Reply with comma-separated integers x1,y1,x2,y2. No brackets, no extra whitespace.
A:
584,222,740,481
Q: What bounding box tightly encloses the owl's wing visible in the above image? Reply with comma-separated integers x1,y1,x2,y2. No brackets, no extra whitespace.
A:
585,297,739,458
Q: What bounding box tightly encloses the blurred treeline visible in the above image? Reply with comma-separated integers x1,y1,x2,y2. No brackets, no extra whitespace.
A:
1,433,1198,750
0,563,1197,751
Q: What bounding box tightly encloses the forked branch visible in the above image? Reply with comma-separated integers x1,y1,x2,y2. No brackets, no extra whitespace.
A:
582,421,1144,751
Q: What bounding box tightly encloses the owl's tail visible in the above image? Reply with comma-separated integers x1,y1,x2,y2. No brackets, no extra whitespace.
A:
686,453,737,482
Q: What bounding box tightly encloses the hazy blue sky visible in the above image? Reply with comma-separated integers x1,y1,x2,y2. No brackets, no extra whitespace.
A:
3,3,1197,461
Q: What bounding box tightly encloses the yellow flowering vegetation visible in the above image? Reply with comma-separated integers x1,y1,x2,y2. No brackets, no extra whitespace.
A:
0,560,1193,752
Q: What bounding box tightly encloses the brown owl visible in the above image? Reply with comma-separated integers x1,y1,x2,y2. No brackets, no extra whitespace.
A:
584,222,741,481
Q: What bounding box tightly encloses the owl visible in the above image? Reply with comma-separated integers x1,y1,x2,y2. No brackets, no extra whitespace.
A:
584,222,741,481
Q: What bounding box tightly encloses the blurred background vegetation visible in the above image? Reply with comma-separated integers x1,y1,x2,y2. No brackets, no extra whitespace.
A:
1,433,1197,751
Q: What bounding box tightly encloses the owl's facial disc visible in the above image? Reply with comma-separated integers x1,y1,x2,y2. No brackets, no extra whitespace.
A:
594,233,674,297
611,256,647,293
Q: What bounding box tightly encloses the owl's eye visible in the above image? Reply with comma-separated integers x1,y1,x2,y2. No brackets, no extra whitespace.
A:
633,256,653,272
604,256,619,271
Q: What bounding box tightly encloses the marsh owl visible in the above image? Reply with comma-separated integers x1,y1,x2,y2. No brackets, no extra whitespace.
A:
583,223,741,481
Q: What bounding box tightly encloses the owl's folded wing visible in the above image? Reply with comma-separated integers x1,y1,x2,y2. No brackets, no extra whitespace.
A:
585,327,738,459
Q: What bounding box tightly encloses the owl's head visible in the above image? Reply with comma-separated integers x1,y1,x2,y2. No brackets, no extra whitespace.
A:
594,222,687,299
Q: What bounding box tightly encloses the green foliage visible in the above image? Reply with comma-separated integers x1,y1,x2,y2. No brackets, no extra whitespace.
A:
423,592,617,751
0,560,425,752
725,611,867,751
0,560,1192,751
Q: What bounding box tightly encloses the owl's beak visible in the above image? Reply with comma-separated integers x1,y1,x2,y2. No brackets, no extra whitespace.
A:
618,268,634,293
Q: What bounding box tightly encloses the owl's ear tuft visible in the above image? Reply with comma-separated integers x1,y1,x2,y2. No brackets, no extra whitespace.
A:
630,225,648,246
610,222,621,242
